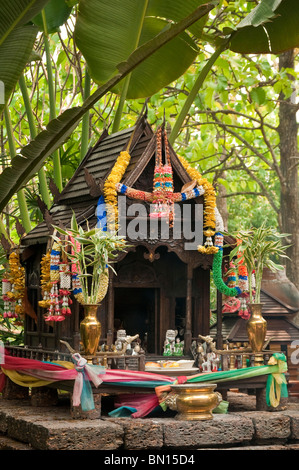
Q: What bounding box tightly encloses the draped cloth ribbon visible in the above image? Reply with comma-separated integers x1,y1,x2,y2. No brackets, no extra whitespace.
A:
0,352,288,416
0,353,106,412
265,353,288,408
110,353,289,418
71,353,104,411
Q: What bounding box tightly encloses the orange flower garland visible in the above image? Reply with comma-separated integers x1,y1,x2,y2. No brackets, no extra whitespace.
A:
177,155,218,254
103,150,131,230
2,251,25,317
38,251,52,309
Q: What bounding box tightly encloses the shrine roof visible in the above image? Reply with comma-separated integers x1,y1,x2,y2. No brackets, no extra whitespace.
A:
21,116,199,246
210,288,299,343
58,117,153,204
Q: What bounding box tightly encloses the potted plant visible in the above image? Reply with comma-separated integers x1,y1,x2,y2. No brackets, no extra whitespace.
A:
53,213,127,357
229,222,290,356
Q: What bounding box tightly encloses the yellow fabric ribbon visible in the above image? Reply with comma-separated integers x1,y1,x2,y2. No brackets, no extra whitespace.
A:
267,355,288,408
1,360,75,388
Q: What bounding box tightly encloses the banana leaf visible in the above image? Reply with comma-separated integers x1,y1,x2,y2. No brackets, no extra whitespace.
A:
0,0,50,113
0,2,214,212
230,0,299,54
0,25,38,115
74,0,212,99
32,0,73,33
0,0,50,44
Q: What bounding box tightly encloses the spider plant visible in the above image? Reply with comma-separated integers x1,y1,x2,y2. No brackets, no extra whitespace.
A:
52,213,127,305
229,222,290,304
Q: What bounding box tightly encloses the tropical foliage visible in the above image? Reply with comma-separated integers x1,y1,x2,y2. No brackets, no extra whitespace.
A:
0,0,298,299
53,213,127,305
229,223,290,303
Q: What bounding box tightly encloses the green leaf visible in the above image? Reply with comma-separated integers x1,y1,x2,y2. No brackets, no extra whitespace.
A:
0,1,214,211
230,0,299,54
70,212,78,232
0,24,38,115
236,0,283,28
0,0,51,111
74,0,212,98
0,0,50,46
250,87,266,106
32,0,73,33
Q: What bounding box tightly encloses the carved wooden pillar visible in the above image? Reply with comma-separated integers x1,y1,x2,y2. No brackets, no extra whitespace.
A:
107,275,114,347
184,263,193,354
73,299,81,351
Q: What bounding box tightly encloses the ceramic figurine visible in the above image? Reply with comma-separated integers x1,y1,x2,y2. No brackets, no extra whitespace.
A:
115,329,131,352
173,338,184,356
163,329,177,356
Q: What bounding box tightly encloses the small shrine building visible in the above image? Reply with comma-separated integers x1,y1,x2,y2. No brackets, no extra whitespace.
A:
20,116,226,358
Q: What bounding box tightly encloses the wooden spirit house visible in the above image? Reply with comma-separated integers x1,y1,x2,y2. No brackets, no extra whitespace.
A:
20,116,219,359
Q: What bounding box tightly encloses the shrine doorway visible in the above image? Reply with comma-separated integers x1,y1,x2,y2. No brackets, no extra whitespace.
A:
114,287,160,354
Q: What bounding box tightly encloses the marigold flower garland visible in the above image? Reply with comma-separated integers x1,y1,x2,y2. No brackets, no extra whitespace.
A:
103,150,131,230
2,251,25,318
177,155,218,254
38,251,52,309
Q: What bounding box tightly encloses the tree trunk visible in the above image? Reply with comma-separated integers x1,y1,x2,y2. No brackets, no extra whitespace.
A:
278,50,299,289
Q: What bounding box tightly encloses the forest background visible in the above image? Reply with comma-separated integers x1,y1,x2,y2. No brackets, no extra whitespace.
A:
0,0,298,341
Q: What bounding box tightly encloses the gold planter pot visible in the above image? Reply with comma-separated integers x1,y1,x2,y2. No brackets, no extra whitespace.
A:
247,303,267,351
170,383,221,421
80,304,101,358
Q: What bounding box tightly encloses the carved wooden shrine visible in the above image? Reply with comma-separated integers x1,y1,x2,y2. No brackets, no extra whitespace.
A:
20,116,222,359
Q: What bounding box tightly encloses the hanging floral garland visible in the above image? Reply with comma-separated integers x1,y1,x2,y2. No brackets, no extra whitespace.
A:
39,251,52,309
212,233,253,319
103,150,131,230
2,251,25,318
149,127,175,224
43,240,72,322
70,235,85,305
115,182,204,204
177,155,218,254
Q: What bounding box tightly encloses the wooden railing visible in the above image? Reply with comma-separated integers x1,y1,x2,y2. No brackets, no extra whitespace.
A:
5,345,72,363
5,345,146,371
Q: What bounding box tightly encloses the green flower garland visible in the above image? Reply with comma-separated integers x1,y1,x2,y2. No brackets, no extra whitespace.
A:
212,233,242,297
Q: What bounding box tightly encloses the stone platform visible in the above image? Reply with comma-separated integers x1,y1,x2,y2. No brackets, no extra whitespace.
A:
0,392,299,452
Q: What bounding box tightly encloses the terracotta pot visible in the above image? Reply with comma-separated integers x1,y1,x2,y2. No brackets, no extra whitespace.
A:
247,303,267,354
80,304,101,358
170,383,221,421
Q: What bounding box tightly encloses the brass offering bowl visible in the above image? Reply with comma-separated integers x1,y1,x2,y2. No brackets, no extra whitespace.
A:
170,383,221,421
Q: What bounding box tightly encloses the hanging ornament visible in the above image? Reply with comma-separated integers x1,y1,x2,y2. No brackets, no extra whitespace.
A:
150,127,175,225
2,252,25,319
59,262,72,317
238,294,250,320
213,232,251,299
39,251,52,309
44,240,69,322
2,278,12,318
70,236,85,305
150,127,166,219
162,128,175,226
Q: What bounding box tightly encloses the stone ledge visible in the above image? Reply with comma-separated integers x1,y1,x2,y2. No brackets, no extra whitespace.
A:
0,398,298,450
162,414,254,449
0,435,33,450
232,411,291,444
